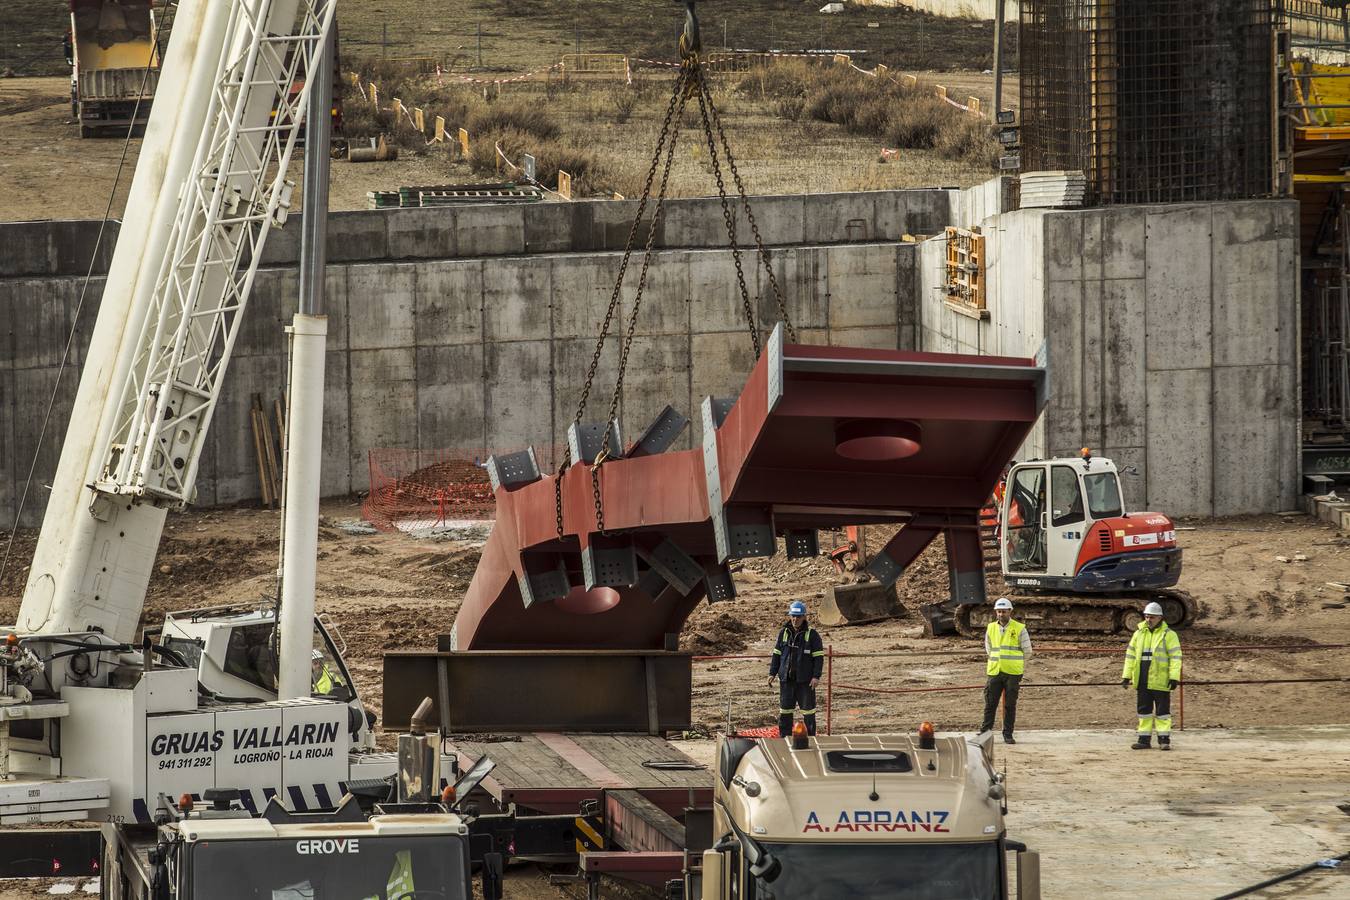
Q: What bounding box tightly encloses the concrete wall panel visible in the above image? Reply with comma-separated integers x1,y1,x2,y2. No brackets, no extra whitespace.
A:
1212,364,1287,515
826,244,898,329
1101,445,1147,512
2,278,86,369
455,206,526,258
0,368,16,526
1101,278,1147,449
1212,204,1281,368
416,343,486,453
485,340,552,453
415,260,483,347
321,350,352,498
551,256,624,340
482,257,552,343
803,193,877,244
209,354,286,505
761,246,828,332
1144,206,1213,371
236,268,295,359
629,254,690,337
620,335,693,451
1101,207,1146,280
690,332,757,442
348,348,418,491
689,250,758,334
347,265,415,350
1145,367,1213,516
385,207,458,259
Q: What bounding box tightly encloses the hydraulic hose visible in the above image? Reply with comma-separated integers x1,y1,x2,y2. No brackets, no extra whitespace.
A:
1213,851,1347,899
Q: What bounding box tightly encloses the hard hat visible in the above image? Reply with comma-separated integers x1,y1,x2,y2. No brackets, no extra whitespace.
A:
787,600,807,617
993,598,1013,610
1143,601,1164,617
311,649,323,661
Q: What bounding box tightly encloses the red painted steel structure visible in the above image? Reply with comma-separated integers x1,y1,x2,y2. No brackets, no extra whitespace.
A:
450,328,1048,651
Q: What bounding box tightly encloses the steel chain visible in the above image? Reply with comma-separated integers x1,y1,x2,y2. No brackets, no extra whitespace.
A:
555,68,689,540
693,68,760,358
699,72,797,342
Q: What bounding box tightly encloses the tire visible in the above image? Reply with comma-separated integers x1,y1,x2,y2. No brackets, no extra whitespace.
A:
1121,610,1144,632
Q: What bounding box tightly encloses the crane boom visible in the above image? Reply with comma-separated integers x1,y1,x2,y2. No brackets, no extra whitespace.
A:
18,0,334,642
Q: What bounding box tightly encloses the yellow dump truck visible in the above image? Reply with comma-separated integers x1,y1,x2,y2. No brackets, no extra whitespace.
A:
697,725,1041,899
68,0,162,137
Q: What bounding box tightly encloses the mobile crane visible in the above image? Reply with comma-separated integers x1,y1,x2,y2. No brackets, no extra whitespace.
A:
1,0,450,853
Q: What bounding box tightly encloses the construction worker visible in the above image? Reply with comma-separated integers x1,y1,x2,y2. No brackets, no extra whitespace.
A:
980,597,1031,744
311,648,342,696
1121,601,1182,750
767,600,825,737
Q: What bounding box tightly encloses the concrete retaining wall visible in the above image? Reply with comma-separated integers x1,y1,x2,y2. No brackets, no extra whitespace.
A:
1,190,948,525
916,188,1301,516
853,0,1018,21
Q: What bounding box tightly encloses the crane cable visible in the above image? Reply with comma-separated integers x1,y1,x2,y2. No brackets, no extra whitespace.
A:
553,0,796,540
0,3,178,592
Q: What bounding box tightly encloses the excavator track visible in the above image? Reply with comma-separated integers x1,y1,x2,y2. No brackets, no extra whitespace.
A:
953,588,1198,637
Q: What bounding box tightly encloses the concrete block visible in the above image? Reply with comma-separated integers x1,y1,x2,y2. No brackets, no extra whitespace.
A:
551,255,624,340
321,349,352,498
826,244,897,329
455,205,526,258
1145,367,1212,517
759,246,828,333
1145,206,1212,371
416,343,486,451
802,193,878,244
483,256,552,343
621,252,688,337
1100,207,1146,280
385,207,458,259
1212,204,1282,368
830,325,898,350
208,354,286,505
415,260,483,346
1045,212,1083,283
234,268,296,358
347,263,416,350
620,335,692,452
326,211,390,263
524,202,584,254
1212,364,1287,516
486,340,553,452
1101,278,1147,449
348,348,419,491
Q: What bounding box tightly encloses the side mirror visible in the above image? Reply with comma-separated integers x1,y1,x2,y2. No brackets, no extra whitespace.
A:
1016,849,1041,900
700,848,725,900
482,850,504,900
748,852,781,883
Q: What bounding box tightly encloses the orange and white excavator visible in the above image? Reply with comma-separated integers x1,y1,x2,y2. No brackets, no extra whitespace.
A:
961,449,1195,635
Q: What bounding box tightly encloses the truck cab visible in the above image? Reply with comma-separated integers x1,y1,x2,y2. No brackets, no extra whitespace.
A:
101,793,485,900
1000,453,1181,594
698,727,1040,899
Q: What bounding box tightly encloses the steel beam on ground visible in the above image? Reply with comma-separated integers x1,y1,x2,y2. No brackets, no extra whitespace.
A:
604,789,686,853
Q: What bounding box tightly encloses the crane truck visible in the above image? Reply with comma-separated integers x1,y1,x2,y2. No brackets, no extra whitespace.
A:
1,0,460,885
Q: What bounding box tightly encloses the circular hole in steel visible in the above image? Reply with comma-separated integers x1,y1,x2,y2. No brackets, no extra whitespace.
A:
557,585,622,615
834,419,922,461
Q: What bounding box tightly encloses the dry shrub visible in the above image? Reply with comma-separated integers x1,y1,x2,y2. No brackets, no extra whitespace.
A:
468,127,605,193
773,95,806,122
607,86,639,125
466,100,560,141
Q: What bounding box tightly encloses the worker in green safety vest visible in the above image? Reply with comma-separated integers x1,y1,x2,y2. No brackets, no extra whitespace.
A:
361,848,415,899
311,648,343,696
1121,601,1182,750
979,597,1032,744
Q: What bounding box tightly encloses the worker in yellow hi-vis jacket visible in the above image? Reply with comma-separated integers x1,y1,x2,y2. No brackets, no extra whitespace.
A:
1121,601,1182,750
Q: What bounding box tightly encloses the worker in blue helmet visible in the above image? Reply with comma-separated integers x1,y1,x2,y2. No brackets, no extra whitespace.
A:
768,600,825,736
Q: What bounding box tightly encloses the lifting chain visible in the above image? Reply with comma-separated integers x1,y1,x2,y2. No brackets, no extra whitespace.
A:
555,0,796,541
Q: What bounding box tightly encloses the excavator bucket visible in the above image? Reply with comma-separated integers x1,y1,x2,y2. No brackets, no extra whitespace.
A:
383,327,1047,731
818,581,906,626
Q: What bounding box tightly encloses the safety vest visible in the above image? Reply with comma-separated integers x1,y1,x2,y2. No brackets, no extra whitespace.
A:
1121,622,1182,691
363,849,414,900
985,620,1026,676
315,664,336,695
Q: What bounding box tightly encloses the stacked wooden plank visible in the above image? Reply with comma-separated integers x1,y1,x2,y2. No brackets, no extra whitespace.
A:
250,393,286,509
1018,170,1087,209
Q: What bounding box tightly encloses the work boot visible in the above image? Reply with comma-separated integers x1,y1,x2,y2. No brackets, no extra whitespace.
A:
1130,737,1152,750
1159,737,1171,751
1003,735,1016,744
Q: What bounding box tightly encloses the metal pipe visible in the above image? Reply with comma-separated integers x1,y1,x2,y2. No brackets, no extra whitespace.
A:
277,7,332,700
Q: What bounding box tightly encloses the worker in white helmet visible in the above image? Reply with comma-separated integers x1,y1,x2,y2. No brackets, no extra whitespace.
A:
1120,600,1182,750
979,597,1032,744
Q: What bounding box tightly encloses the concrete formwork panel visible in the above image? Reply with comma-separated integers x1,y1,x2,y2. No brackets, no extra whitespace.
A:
485,340,552,454
385,207,459,260
416,344,486,453
454,206,527,258
1212,364,1289,516
1211,204,1283,368
1145,367,1213,516
208,353,286,505
415,260,483,347
825,243,898,330
481,257,552,344
348,348,418,492
347,264,416,350
1144,206,1213,371
550,256,624,340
